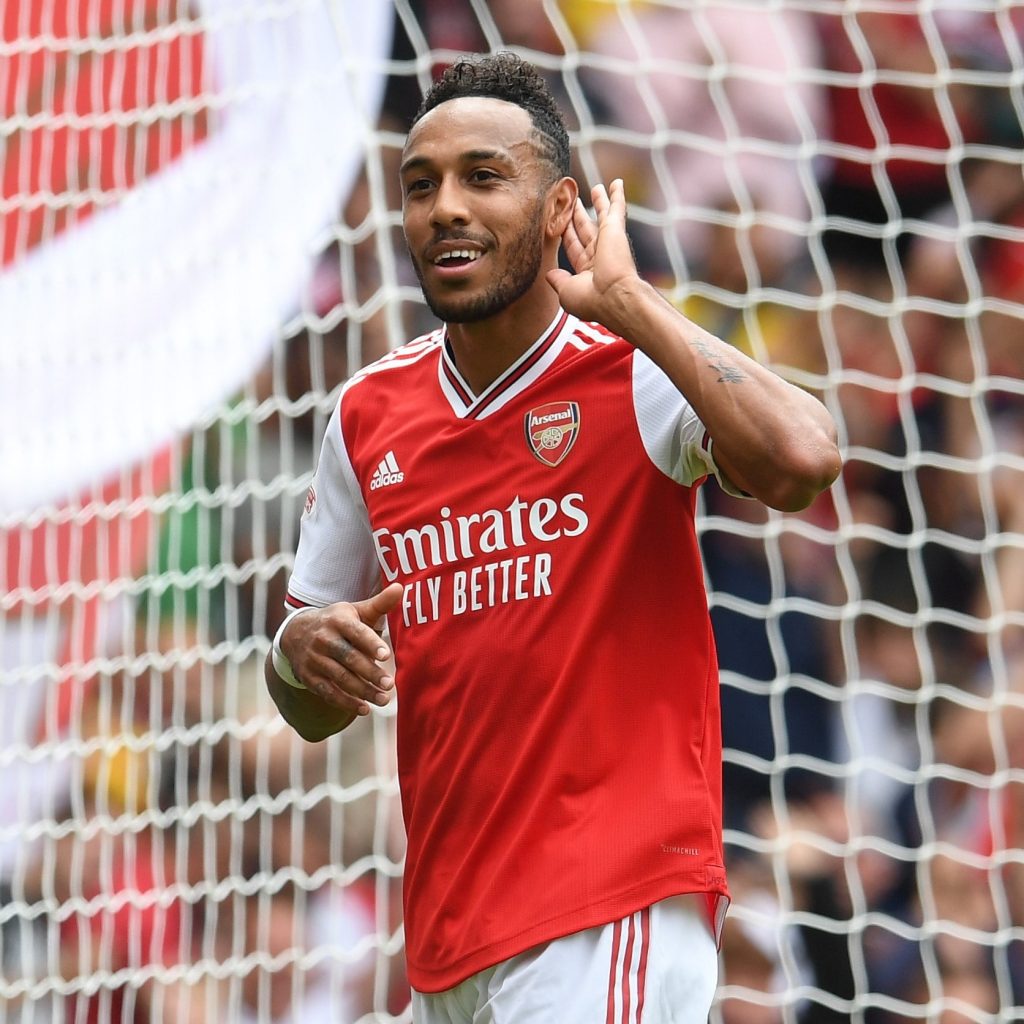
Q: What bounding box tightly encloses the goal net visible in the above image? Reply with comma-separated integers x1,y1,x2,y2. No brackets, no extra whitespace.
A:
3,0,1024,1021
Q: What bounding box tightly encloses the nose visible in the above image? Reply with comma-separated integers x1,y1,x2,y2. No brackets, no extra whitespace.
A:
430,175,470,227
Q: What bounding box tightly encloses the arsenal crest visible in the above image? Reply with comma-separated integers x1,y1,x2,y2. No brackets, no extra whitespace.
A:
525,402,580,467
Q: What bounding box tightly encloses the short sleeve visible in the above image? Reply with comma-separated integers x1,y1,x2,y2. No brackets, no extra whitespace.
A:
287,398,382,607
631,349,748,497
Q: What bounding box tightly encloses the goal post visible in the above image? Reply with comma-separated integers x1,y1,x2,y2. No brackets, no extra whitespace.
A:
3,1,1024,1021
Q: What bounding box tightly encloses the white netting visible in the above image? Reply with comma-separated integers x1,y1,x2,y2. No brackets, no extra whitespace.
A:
3,0,1024,1021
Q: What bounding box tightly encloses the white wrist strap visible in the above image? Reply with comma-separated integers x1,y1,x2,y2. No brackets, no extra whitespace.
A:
272,606,317,690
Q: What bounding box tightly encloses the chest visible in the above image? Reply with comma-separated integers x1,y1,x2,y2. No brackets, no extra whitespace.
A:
351,354,639,533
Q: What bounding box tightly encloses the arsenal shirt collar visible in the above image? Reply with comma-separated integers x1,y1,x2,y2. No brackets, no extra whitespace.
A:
437,308,573,421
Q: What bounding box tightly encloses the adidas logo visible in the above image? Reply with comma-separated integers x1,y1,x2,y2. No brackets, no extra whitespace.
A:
370,450,405,490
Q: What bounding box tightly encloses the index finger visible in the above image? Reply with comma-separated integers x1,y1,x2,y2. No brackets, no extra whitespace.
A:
571,196,597,248
561,200,594,272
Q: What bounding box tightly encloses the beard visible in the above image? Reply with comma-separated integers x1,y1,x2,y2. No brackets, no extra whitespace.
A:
410,211,544,324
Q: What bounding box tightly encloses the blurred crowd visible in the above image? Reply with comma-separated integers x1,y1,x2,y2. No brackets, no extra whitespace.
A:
4,1,1024,1021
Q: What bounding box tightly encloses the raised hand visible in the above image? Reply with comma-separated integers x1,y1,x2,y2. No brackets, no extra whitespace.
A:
546,179,640,327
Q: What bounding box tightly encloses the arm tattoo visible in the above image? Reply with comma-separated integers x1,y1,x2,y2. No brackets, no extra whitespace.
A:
712,364,746,383
690,336,747,384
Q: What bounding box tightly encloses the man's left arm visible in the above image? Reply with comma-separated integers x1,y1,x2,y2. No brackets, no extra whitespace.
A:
548,180,841,512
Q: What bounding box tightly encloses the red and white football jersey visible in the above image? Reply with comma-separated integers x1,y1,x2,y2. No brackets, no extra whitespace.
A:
287,309,734,993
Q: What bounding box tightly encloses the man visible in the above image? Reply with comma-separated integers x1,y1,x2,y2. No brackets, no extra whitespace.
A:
266,52,840,1023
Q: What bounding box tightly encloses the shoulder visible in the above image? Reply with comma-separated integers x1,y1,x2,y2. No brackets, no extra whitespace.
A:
329,328,442,458
566,318,627,350
560,318,634,368
342,328,443,404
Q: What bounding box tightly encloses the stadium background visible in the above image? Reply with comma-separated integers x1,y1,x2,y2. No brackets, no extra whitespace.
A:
3,0,1024,1020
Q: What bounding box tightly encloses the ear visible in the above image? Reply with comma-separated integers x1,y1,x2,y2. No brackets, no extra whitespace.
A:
545,176,579,240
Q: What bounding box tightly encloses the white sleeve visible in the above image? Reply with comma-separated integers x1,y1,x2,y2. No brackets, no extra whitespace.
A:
631,349,749,497
287,398,382,607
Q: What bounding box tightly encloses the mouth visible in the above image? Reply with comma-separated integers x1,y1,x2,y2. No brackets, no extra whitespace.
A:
426,246,486,278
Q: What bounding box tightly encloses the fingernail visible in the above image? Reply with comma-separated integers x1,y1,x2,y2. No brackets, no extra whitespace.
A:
380,675,394,689
376,646,388,659
376,692,390,706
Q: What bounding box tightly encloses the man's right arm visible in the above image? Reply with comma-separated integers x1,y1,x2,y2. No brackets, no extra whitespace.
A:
264,584,403,742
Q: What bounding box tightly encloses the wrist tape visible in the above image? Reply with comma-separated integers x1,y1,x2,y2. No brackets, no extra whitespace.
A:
272,606,316,690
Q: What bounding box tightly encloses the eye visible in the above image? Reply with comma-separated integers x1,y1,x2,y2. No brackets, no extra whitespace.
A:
469,168,499,184
405,177,434,196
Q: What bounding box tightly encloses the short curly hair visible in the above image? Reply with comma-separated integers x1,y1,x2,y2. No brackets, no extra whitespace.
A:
413,52,570,181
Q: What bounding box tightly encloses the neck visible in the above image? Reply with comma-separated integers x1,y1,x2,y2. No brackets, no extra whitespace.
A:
445,284,562,396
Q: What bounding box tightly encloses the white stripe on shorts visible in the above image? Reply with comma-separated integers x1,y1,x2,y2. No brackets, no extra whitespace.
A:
605,906,651,1024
